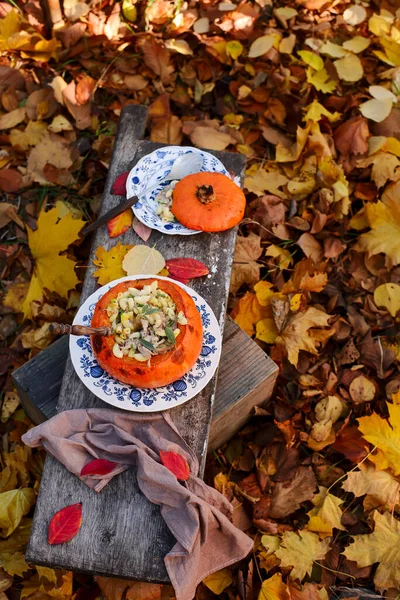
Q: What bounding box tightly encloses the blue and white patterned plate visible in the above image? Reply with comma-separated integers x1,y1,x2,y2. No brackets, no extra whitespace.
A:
126,146,229,236
70,275,222,412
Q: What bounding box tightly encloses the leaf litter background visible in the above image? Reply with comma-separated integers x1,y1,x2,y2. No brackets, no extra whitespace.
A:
1,0,400,598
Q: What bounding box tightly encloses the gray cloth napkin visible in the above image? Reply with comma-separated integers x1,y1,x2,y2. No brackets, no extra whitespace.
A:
22,409,253,600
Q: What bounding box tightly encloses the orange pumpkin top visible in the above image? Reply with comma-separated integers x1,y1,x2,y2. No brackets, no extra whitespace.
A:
171,172,246,232
91,279,203,389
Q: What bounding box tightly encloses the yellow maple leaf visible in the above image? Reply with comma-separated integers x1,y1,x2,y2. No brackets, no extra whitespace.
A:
93,243,134,286
265,245,293,269
306,486,345,538
342,464,400,510
10,121,47,151
356,195,400,265
275,530,330,581
276,125,310,163
231,292,271,337
303,100,341,123
0,551,29,577
258,573,289,600
344,511,400,592
276,307,331,366
0,10,21,49
244,167,288,199
306,67,337,93
357,402,400,475
23,206,85,319
203,569,233,595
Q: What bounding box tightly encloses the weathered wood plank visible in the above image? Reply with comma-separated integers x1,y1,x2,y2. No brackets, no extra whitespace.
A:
25,104,247,582
13,319,278,441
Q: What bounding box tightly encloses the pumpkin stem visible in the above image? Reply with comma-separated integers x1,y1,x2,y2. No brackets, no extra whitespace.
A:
196,185,216,204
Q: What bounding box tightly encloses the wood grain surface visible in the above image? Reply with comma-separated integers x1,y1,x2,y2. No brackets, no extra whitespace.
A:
25,104,247,582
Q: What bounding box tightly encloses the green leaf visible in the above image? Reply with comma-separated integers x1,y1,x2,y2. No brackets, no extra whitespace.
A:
165,326,176,345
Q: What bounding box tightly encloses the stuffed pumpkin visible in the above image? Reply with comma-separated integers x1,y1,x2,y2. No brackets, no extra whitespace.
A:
91,278,203,388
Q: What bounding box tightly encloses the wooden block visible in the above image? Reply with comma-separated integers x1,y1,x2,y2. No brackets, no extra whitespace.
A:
13,319,277,441
23,104,248,582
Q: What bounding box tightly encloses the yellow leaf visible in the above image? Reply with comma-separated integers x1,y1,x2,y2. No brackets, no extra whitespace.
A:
289,294,302,312
36,566,58,584
0,10,21,49
0,488,35,537
122,245,165,276
203,569,233,595
49,115,73,133
92,243,134,286
279,34,296,54
359,98,393,123
306,486,344,537
254,281,275,306
0,552,29,577
10,120,47,150
274,7,297,24
368,13,393,37
342,36,371,54
226,40,243,59
334,54,363,82
244,168,288,199
0,518,32,553
342,465,400,510
374,282,400,316
357,196,400,264
303,100,341,123
265,245,293,269
357,402,400,475
0,107,25,130
3,281,30,314
21,37,61,62
231,292,270,337
275,530,330,581
276,125,310,163
298,50,324,71
258,573,289,600
276,307,331,366
248,35,275,58
261,535,281,553
23,206,85,319
319,41,349,59
307,67,337,94
256,318,278,344
380,36,400,66
344,511,400,592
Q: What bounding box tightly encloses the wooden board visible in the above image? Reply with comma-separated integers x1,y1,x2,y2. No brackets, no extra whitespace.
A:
25,105,247,582
13,318,278,437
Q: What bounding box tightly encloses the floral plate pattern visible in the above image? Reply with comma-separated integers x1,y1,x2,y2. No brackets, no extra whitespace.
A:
70,275,222,412
126,146,229,236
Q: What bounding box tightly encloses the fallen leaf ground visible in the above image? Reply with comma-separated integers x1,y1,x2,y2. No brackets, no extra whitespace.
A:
1,0,400,599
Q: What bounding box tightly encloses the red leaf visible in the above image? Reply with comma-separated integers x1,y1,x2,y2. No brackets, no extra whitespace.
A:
166,258,209,281
81,459,118,476
160,450,190,481
48,503,82,545
112,171,128,195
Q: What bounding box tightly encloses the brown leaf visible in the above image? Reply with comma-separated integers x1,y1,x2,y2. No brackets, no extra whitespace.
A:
124,75,148,91
323,237,346,259
269,466,317,519
332,426,368,462
0,170,22,193
62,81,92,129
0,107,25,130
57,22,86,48
0,203,24,229
334,116,369,157
26,89,58,120
137,37,174,83
297,233,323,264
190,126,235,151
150,116,182,145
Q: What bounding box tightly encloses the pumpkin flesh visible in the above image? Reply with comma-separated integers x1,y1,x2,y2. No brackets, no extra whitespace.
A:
91,279,203,388
171,172,246,232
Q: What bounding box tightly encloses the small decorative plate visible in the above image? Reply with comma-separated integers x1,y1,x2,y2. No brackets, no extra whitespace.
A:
126,146,229,236
70,275,222,412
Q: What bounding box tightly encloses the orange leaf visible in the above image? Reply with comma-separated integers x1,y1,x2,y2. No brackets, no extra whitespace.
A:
107,209,133,238
160,450,190,481
48,503,82,545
